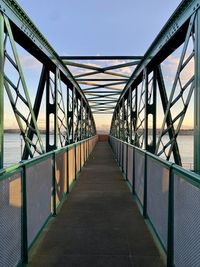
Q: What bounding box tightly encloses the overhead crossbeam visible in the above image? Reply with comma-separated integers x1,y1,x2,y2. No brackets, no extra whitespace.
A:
61,56,142,114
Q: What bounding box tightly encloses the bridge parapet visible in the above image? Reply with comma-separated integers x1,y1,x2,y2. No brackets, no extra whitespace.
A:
110,135,200,267
0,135,98,266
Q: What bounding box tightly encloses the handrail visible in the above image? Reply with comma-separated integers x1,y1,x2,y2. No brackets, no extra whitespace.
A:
0,135,98,266
109,135,200,267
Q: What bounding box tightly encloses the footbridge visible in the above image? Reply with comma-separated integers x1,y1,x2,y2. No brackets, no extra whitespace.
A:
1,0,200,266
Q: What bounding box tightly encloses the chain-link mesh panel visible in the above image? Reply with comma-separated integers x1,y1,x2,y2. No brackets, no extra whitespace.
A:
174,174,200,267
0,172,22,267
68,148,75,186
76,144,81,173
127,146,133,185
134,149,145,205
147,157,169,249
26,158,52,247
123,143,127,175
56,151,67,206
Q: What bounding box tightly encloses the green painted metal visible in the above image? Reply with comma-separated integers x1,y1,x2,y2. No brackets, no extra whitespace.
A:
156,66,181,165
52,152,57,216
118,0,199,101
21,165,28,264
61,56,143,60
0,135,97,266
22,66,47,159
0,12,4,168
109,135,200,267
143,153,147,218
4,15,45,154
194,8,200,174
167,167,174,267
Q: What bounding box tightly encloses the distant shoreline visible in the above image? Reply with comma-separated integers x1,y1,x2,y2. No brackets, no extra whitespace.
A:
4,129,194,135
4,129,47,134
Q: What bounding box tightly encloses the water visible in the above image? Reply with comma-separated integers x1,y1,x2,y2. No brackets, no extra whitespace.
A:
4,133,52,167
3,133,194,169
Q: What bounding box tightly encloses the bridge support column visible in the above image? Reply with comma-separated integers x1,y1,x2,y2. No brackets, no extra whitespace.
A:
0,13,4,168
194,8,200,174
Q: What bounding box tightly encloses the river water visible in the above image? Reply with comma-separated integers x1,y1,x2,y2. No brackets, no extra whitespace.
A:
3,133,194,169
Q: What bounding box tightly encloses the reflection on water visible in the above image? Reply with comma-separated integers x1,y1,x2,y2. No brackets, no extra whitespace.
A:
3,133,194,169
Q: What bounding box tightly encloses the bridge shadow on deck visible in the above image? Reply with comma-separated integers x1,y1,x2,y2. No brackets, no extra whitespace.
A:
29,142,164,267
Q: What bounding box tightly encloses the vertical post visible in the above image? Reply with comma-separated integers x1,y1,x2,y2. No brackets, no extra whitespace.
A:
46,70,50,151
118,106,121,139
122,98,125,141
143,153,147,218
80,98,83,140
67,85,70,144
167,166,174,267
46,69,58,151
74,144,77,180
126,143,128,181
129,86,133,144
194,9,200,174
0,13,4,168
54,68,58,148
132,147,135,194
71,86,74,143
152,69,157,153
144,68,148,151
22,165,28,264
67,146,69,193
52,152,57,216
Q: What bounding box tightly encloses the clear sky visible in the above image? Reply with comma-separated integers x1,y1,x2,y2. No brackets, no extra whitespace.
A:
6,0,189,132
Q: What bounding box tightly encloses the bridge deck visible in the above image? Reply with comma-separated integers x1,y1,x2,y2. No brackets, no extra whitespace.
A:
29,142,164,267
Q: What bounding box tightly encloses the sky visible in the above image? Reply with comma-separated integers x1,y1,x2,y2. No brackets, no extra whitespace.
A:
5,0,189,132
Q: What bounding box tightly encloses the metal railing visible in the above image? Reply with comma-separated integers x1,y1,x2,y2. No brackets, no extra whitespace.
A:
109,135,200,267
0,135,98,267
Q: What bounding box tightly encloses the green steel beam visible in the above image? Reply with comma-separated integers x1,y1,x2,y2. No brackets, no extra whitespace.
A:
61,56,143,60
77,79,128,82
0,0,95,124
22,66,46,159
75,70,130,79
117,0,200,104
194,8,200,174
84,91,121,94
0,12,3,168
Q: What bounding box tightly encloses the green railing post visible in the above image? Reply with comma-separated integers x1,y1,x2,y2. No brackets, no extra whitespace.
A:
194,8,200,174
132,147,135,194
125,143,128,180
143,153,147,218
22,165,28,264
67,146,69,193
122,142,124,172
52,152,57,216
74,144,77,180
0,13,4,168
167,166,174,267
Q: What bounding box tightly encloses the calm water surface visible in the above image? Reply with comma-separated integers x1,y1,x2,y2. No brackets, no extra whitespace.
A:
4,133,194,169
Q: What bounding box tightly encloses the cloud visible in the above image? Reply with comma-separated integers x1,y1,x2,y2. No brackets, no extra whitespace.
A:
19,55,42,70
162,54,194,87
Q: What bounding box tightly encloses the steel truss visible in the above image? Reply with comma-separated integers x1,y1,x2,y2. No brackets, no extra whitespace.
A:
61,56,142,115
0,1,96,167
110,0,200,173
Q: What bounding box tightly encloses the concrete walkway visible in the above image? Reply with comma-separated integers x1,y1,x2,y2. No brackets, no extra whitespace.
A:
29,142,165,267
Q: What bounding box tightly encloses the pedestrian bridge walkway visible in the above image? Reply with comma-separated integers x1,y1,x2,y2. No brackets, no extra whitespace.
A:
28,142,164,267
